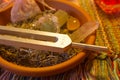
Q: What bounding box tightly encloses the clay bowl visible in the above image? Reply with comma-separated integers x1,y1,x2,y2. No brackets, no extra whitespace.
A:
0,0,94,77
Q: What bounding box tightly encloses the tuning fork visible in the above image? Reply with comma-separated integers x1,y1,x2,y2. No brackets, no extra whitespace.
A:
0,22,109,53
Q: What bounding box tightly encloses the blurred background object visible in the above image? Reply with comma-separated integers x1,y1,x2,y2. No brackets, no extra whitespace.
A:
95,0,120,14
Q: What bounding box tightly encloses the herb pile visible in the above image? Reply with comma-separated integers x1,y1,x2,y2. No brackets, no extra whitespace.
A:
0,45,80,67
0,10,82,67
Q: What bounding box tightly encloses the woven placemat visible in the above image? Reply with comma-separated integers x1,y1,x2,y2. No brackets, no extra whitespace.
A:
79,0,120,80
0,0,120,80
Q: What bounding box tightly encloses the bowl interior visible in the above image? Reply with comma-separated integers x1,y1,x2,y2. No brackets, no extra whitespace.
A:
0,0,93,77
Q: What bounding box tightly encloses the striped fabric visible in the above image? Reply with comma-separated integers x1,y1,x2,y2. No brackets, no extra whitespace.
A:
0,0,120,79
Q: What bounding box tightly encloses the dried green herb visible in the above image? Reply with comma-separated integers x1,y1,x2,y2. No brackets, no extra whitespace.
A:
0,10,82,67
